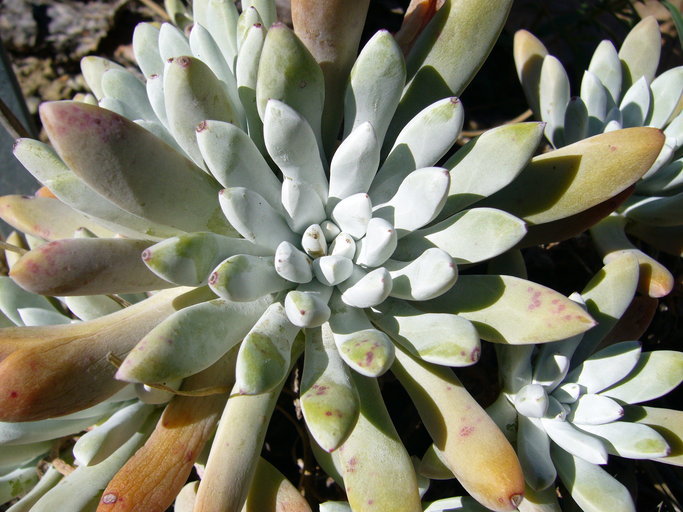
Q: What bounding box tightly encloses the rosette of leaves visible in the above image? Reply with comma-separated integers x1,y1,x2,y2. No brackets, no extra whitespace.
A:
0,0,668,511
465,253,682,512
514,16,683,298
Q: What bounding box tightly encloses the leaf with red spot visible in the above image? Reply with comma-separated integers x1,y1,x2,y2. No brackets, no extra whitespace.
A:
421,275,596,344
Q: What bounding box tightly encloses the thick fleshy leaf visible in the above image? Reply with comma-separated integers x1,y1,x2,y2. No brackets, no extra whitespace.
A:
373,168,450,235
243,458,313,512
256,24,325,150
627,223,683,257
331,193,372,239
570,252,639,364
312,255,353,286
619,77,650,128
370,97,464,204
344,30,405,144
74,402,151,468
219,187,298,250
395,207,526,263
191,0,238,69
164,55,240,168
390,0,513,142
157,22,192,61
581,70,608,135
0,195,114,241
539,56,570,146
551,444,635,512
565,341,642,394
284,285,332,328
291,0,370,153
28,415,155,512
10,238,170,296
0,287,194,421
4,465,63,511
392,345,524,511
101,68,156,122
624,192,683,227
626,406,683,466
647,66,683,128
81,56,125,100
339,267,392,309
0,276,58,327
189,23,244,126
542,419,608,465
196,120,281,210
575,421,669,459
422,275,596,344
193,343,301,512
275,241,313,283
116,295,272,384
383,248,457,301
13,138,181,240
618,16,661,92
263,100,328,203
335,373,422,512
300,325,360,452
328,123,380,205
439,122,544,218
98,354,235,512
235,303,300,394
132,23,163,78
563,96,589,145
370,298,480,367
513,30,548,117
481,128,665,224
328,294,394,377
39,101,233,235
354,218,397,267
142,232,271,287
209,254,291,301
590,215,674,298
567,394,624,425
517,416,556,491
602,350,683,404
588,40,622,105
235,23,267,156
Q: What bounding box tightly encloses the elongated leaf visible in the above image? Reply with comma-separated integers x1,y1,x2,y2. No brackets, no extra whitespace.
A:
390,0,513,143
13,138,181,240
370,298,480,367
439,122,544,218
344,30,405,144
0,277,57,327
624,192,683,227
81,56,125,100
370,97,464,204
10,238,170,296
542,419,608,465
235,303,300,394
513,30,548,118
256,24,325,151
392,345,524,511
395,207,526,263
482,128,664,224
618,16,661,92
590,215,674,298
132,23,163,78
192,0,238,70
101,68,156,123
575,421,669,459
193,343,301,512
551,444,635,512
422,275,596,344
39,101,233,235
539,56,570,146
300,325,360,452
517,416,556,491
97,354,235,512
588,40,622,105
116,295,272,384
292,0,370,154
335,373,423,512
243,458,312,512
566,341,642,394
568,394,624,425
0,287,194,421
625,406,683,466
143,232,272,287
602,351,683,404
0,195,114,241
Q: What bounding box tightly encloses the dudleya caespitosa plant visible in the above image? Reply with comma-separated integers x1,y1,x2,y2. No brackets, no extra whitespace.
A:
514,16,683,299
0,0,671,510
416,252,683,512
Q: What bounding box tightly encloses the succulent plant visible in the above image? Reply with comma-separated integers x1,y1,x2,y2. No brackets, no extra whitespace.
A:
514,16,683,298
0,1,673,511
417,253,683,512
